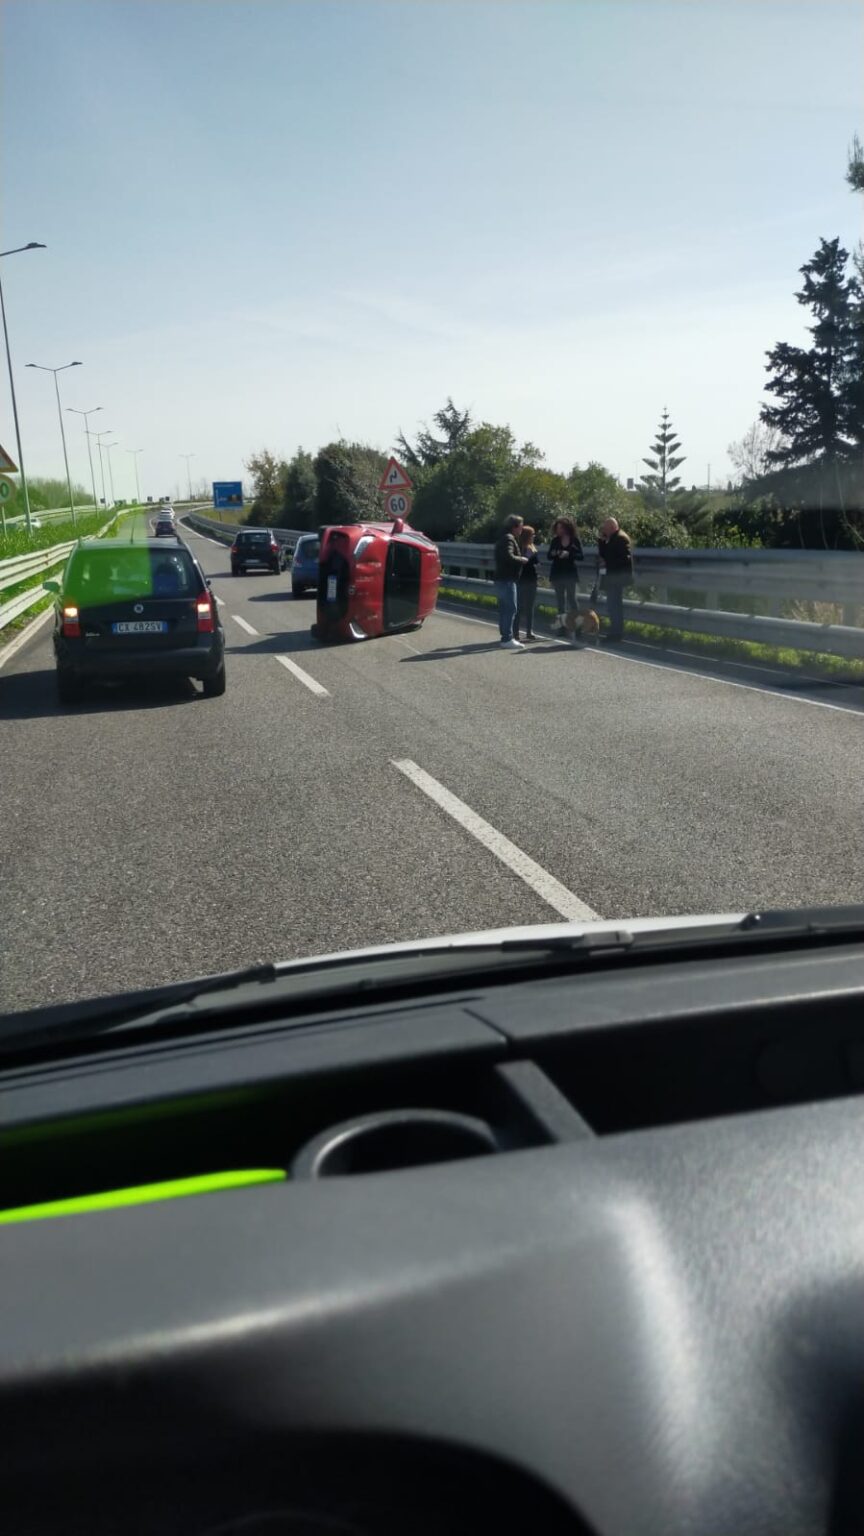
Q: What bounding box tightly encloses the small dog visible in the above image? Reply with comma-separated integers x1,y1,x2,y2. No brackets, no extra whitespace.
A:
564,608,600,640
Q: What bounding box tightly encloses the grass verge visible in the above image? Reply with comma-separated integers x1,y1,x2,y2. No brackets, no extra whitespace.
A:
437,585,864,684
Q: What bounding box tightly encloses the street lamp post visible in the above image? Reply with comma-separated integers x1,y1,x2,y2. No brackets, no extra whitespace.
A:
127,448,143,505
67,406,102,517
103,441,117,508
92,430,112,511
0,241,46,535
180,453,194,502
26,360,82,526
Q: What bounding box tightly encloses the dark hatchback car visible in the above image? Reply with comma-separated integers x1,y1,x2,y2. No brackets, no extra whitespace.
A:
46,538,226,704
291,533,320,596
230,528,286,576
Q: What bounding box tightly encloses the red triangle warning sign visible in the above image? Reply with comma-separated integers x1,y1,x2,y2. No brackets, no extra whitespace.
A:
377,456,413,492
0,441,19,474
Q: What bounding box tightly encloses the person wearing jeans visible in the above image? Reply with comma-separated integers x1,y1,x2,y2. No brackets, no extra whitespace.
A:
597,516,633,642
493,514,526,649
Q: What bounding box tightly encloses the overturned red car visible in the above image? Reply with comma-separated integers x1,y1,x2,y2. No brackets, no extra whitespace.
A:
312,518,441,643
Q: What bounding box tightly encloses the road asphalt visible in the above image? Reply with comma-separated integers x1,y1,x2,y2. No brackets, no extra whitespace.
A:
1,516,862,1013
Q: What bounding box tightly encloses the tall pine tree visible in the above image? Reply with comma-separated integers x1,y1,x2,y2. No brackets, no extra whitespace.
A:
761,237,856,465
639,409,686,504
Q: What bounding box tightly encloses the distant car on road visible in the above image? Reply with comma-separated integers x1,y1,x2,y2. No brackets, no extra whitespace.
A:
153,516,176,538
46,537,226,704
291,534,320,597
230,528,287,576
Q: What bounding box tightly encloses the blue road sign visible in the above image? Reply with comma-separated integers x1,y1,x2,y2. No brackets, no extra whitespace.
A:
213,481,244,509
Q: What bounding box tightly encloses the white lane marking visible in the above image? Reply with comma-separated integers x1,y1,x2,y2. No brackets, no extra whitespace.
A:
179,521,230,548
394,637,422,653
432,603,864,718
275,654,330,696
586,643,864,717
214,594,225,607
231,613,258,636
0,605,55,670
392,758,600,922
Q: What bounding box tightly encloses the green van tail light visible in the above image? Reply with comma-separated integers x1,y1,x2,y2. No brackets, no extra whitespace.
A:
0,1168,286,1224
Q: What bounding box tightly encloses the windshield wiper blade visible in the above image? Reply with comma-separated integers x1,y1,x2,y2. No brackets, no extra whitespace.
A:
4,904,864,1060
0,961,279,1055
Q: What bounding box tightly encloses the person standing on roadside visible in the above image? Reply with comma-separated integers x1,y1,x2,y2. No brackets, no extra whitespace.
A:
493,513,526,650
514,524,539,642
597,516,633,642
547,515,583,630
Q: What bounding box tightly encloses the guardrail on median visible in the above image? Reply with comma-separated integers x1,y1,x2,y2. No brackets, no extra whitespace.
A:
181,512,303,546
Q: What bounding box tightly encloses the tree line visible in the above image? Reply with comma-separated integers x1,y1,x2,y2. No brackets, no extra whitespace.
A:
245,138,863,551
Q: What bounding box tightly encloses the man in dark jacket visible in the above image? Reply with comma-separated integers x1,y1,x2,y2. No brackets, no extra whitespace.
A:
493,515,526,649
597,517,633,642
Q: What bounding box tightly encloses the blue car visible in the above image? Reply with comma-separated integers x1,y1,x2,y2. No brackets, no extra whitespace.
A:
291,534,320,597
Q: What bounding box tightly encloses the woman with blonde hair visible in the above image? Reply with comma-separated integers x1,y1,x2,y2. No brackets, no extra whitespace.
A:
514,524,539,642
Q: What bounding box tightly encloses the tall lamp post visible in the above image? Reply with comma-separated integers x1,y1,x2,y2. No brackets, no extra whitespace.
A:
103,440,118,508
180,452,194,501
26,360,82,526
127,447,143,505
0,241,46,534
92,429,113,511
67,405,102,516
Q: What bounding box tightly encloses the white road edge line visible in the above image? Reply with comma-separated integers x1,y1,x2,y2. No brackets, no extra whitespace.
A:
179,520,229,548
392,758,600,922
275,654,330,696
0,605,55,670
432,603,864,718
230,613,258,635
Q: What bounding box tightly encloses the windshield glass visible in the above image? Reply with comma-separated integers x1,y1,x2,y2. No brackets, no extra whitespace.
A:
66,548,198,602
1,0,863,1020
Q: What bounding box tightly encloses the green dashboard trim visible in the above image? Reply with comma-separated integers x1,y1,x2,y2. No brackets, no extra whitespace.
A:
0,1168,286,1223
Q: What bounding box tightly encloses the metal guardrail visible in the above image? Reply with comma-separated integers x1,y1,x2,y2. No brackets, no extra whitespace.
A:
0,512,132,634
0,542,78,597
181,512,302,546
437,543,864,616
3,504,100,529
437,576,864,662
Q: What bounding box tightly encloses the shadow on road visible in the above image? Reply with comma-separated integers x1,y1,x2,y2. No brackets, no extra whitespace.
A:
398,640,578,662
227,630,320,656
0,668,199,720
244,590,304,603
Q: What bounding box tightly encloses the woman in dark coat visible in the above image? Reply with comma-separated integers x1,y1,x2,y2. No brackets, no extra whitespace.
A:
547,515,583,630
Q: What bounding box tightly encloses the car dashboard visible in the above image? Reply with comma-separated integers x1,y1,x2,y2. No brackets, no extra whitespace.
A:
3,933,864,1535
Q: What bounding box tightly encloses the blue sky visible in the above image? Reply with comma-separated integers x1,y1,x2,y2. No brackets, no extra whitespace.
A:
2,0,862,501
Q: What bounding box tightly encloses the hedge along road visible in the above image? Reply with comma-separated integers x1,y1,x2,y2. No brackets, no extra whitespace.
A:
0,515,863,1013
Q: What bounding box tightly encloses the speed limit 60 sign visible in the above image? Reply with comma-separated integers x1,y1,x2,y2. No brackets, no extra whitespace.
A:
385,490,412,518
